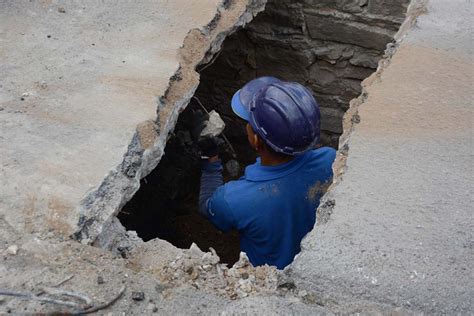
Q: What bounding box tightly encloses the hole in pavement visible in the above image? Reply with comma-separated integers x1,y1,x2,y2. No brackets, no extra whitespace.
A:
117,0,406,266
118,100,248,265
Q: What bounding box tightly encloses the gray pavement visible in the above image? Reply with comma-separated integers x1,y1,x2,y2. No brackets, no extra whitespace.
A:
290,0,474,313
0,0,260,242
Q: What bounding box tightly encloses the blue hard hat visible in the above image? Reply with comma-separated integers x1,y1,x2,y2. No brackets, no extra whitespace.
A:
231,76,281,121
248,81,321,155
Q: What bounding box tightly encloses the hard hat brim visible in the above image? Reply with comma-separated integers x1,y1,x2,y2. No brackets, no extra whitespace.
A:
231,90,250,121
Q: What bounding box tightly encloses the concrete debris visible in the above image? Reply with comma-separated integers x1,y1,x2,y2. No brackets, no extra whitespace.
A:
5,245,18,255
131,291,145,301
97,276,105,284
200,110,226,138
158,243,279,300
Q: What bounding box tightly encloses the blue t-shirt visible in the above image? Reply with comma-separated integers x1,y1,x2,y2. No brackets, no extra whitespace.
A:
207,147,336,269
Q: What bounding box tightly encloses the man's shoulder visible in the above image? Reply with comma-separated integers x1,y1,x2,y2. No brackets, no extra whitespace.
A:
308,146,337,165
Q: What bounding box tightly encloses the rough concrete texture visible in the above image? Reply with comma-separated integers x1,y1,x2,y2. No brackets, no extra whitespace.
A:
289,0,474,313
0,0,265,247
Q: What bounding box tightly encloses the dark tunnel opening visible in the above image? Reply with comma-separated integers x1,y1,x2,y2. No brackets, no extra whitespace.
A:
118,98,251,265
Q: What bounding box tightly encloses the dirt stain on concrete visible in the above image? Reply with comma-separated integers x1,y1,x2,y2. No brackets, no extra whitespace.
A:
23,192,37,233
47,197,73,235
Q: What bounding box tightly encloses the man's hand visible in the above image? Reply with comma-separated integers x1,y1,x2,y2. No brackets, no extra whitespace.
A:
198,136,221,160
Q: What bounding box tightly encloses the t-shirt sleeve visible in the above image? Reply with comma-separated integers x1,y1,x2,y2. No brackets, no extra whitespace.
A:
206,185,236,233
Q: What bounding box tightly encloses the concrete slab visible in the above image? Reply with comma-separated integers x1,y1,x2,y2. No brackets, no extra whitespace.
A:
0,1,264,242
290,0,473,313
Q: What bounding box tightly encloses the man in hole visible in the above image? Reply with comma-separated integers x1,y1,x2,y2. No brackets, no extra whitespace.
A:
198,77,335,269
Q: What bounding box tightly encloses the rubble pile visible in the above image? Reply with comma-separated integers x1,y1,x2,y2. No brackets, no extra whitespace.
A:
159,243,279,299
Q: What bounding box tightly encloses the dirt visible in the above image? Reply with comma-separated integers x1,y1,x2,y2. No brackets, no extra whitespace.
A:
118,124,248,266
172,210,241,265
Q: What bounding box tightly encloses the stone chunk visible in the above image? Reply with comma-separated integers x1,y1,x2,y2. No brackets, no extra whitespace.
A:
302,0,366,13
200,110,226,138
368,0,411,19
319,108,344,134
6,245,18,255
249,1,305,35
131,291,145,301
349,51,381,68
306,14,394,50
97,276,105,284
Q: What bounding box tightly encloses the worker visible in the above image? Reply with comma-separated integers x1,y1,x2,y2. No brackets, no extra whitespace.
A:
198,77,336,269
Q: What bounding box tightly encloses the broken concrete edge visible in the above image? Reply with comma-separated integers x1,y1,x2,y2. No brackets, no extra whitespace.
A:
127,240,281,300
307,0,429,228
71,0,267,251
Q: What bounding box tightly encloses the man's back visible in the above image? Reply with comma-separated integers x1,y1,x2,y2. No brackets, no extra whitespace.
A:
208,147,336,269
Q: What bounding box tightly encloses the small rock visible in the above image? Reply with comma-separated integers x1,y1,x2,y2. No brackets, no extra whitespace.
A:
238,279,253,293
200,110,225,138
131,291,145,301
58,7,66,13
97,276,105,284
189,243,205,257
40,81,48,89
232,252,251,269
21,92,29,98
298,290,308,298
6,245,18,255
201,264,213,272
277,281,296,291
201,251,219,266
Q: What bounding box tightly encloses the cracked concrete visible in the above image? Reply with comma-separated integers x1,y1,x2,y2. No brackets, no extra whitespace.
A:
289,0,473,313
0,0,265,247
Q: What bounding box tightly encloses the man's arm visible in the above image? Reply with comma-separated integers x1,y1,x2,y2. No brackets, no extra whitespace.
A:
198,156,223,217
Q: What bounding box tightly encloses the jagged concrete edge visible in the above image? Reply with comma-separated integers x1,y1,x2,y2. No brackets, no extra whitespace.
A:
72,0,267,245
298,0,429,229
283,1,430,310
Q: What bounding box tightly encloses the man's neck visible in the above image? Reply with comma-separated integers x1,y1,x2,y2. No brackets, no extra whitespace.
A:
259,150,294,166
